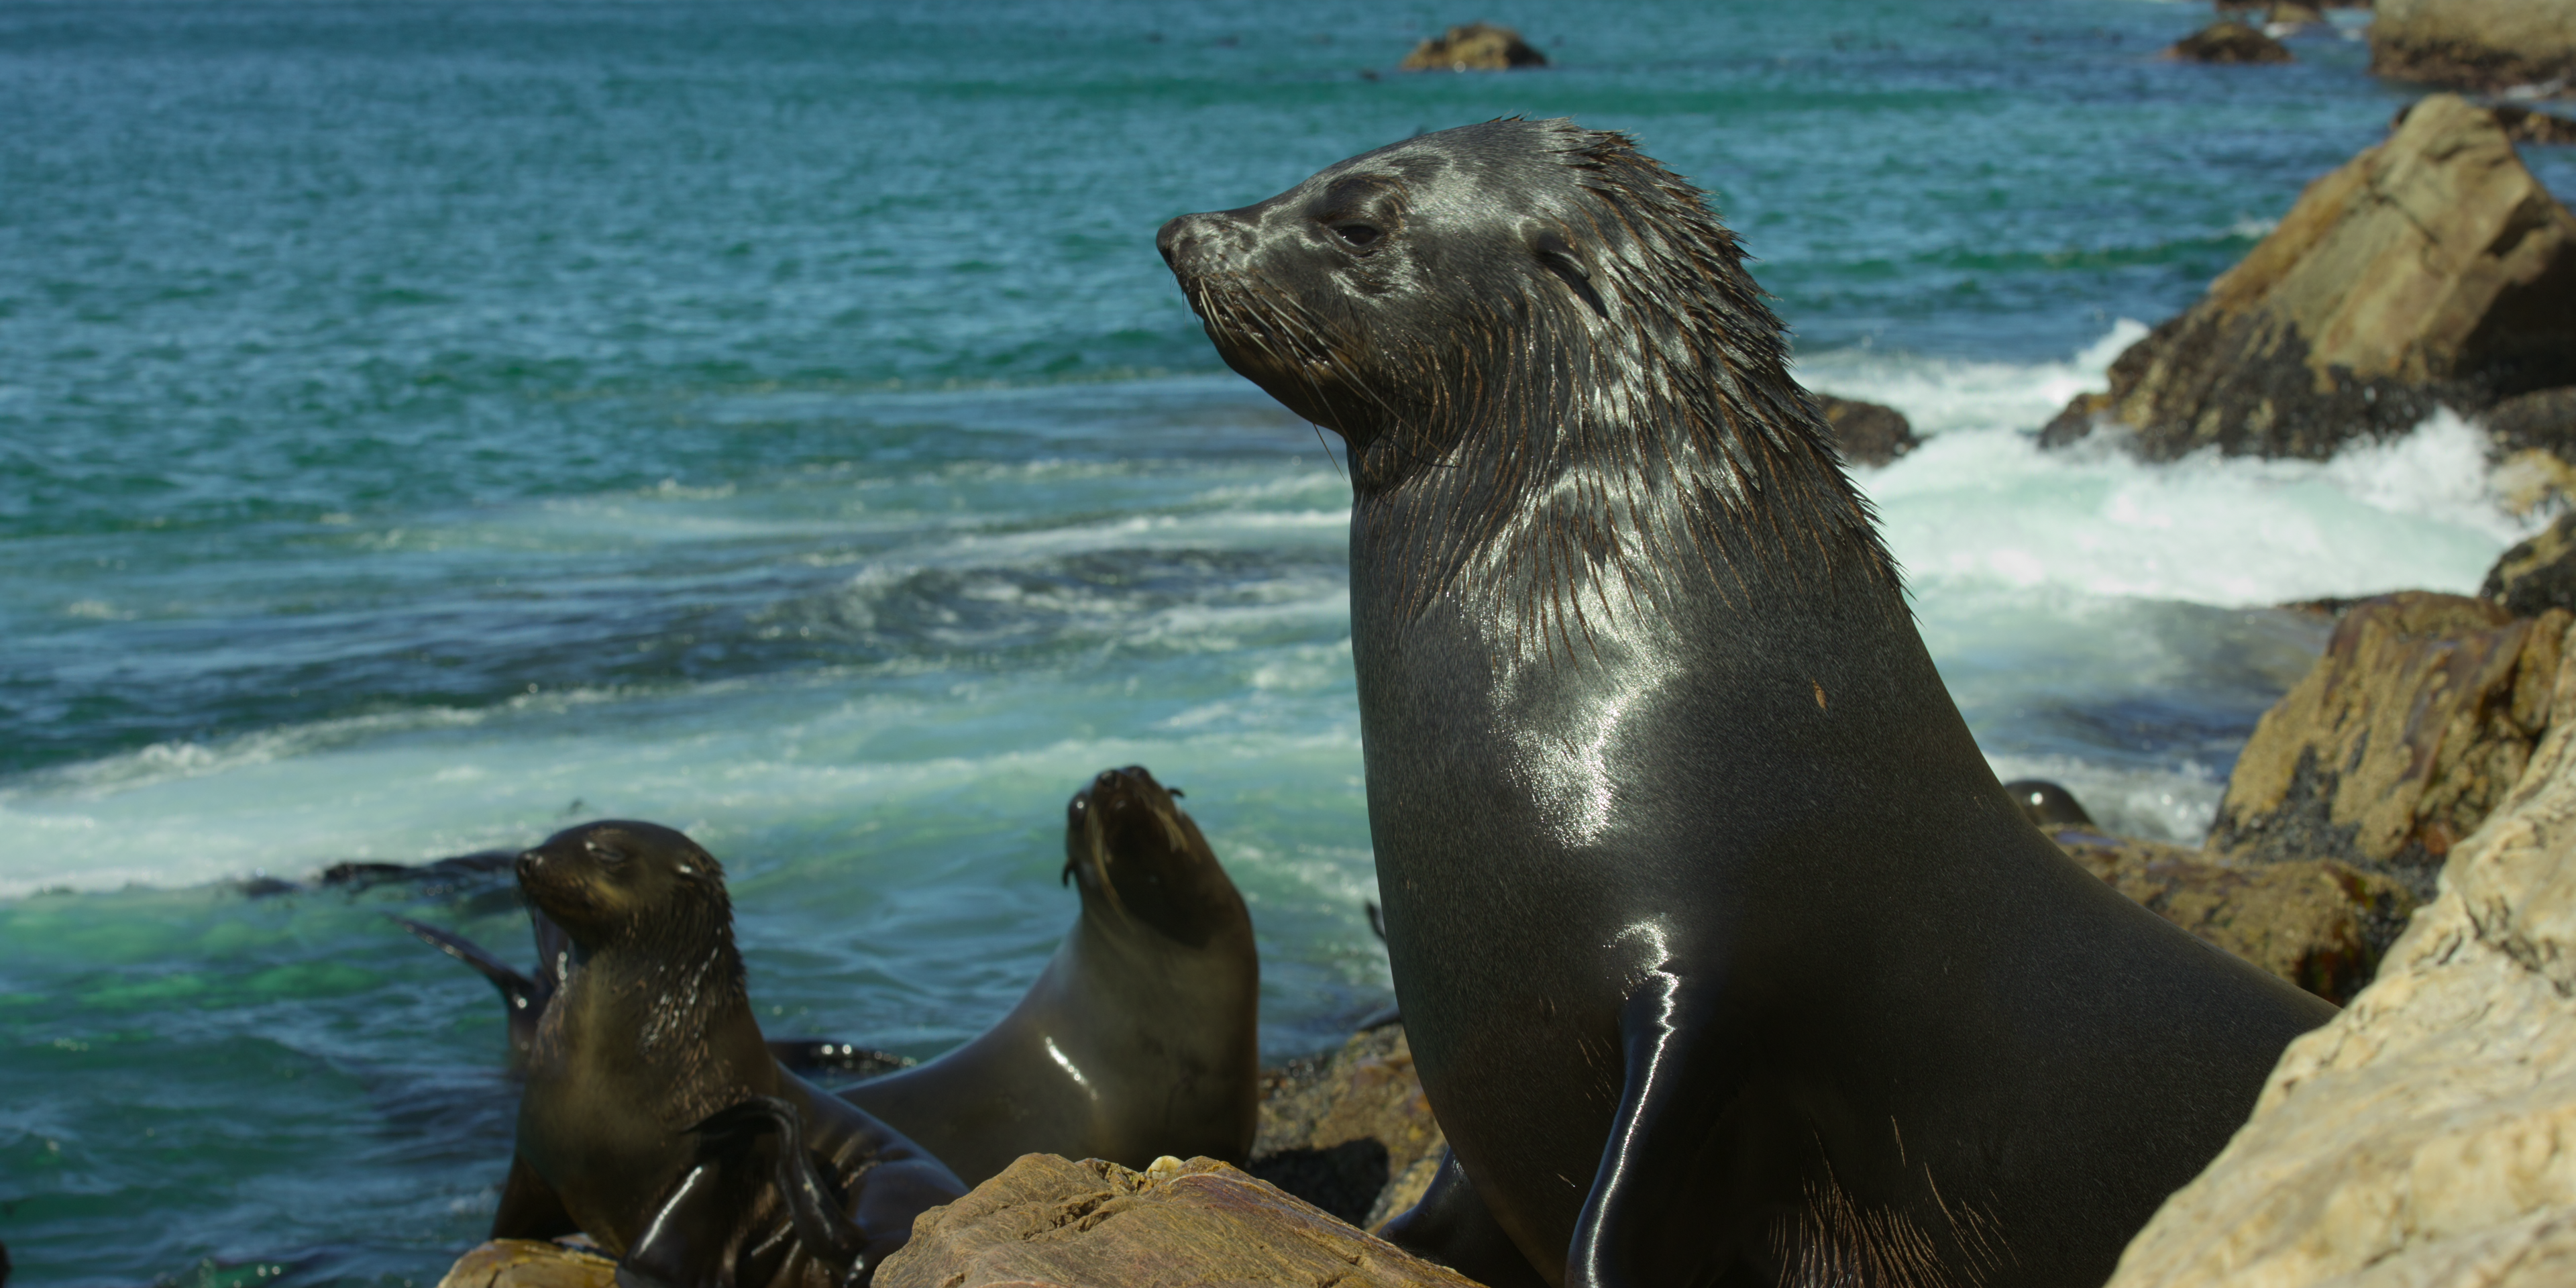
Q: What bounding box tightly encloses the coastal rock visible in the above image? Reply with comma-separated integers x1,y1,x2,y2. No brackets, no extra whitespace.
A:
872,1154,1482,1288
2101,621,2576,1288
2394,99,2576,146
2485,513,2576,619
2369,0,2576,94
1250,1024,1445,1230
435,1240,614,1288
2049,828,2417,1004
1813,394,1921,467
2039,95,2576,460
2206,593,2572,898
1398,23,1545,72
2486,384,2576,454
2166,21,2296,63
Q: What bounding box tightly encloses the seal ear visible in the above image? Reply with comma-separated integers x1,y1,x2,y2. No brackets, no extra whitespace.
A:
1532,230,1608,321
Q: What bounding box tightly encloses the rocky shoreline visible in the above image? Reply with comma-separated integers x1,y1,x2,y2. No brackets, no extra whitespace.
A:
437,12,2576,1288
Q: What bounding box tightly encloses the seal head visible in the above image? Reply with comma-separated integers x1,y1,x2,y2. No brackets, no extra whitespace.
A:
842,766,1259,1185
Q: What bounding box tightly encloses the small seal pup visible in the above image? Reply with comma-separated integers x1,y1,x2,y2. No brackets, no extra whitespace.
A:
1160,119,2336,1288
839,765,1260,1185
492,820,963,1288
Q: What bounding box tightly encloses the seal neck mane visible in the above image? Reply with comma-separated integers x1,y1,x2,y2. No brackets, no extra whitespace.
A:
1352,134,1900,660
555,887,756,1127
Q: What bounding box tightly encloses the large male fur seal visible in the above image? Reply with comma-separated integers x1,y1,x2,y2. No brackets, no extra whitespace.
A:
491,820,963,1288
838,765,1260,1184
1160,119,2336,1288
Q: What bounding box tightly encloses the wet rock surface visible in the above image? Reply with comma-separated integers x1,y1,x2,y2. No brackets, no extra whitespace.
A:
1813,394,1920,468
2041,96,2576,460
1398,23,1544,72
2166,20,2295,64
873,1154,1483,1288
2207,594,2571,900
1250,1023,1445,1231
2105,618,2576,1288
434,1241,614,1288
2049,829,2417,1004
2484,513,2576,619
2369,0,2576,93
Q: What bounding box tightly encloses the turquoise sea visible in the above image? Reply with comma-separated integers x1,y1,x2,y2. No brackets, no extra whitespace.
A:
5,2,2571,1283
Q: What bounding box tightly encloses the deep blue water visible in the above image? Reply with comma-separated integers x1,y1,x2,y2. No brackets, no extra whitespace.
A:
3,2,2568,1283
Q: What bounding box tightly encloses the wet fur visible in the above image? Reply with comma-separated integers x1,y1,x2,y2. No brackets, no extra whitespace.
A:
1161,119,2337,1288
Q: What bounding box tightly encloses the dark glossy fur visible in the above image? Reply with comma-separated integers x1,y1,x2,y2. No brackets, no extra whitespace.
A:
492,821,962,1288
1160,119,2335,1288
839,766,1260,1184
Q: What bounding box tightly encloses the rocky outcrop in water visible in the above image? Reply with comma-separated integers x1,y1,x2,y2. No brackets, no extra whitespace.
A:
1813,394,1920,468
2104,614,2576,1288
2041,95,2576,460
2049,829,2416,1004
2206,593,2572,900
2166,21,2296,64
2369,0,2576,93
1399,23,1545,72
873,1154,1481,1288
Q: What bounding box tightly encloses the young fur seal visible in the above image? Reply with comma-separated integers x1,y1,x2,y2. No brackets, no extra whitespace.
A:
492,821,963,1288
838,765,1260,1184
1160,119,2337,1288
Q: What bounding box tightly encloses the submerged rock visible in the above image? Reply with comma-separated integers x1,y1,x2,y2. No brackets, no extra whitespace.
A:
2369,0,2576,93
2165,20,2296,63
1813,394,1920,468
873,1154,1481,1288
2040,95,2576,460
1251,1024,1444,1230
1398,23,1545,72
2049,829,2416,1004
2104,621,2576,1288
2207,593,2572,898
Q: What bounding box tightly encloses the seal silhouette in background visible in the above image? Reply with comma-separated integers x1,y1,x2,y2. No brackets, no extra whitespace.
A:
840,765,1260,1184
1161,119,2336,1288
492,820,963,1288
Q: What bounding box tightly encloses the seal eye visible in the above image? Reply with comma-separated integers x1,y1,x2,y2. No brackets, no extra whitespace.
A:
1332,222,1383,248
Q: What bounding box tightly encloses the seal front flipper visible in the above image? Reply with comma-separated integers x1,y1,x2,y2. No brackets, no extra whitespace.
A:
1566,973,1742,1288
686,1095,869,1283
1378,1149,1546,1288
618,1158,754,1288
398,918,551,1063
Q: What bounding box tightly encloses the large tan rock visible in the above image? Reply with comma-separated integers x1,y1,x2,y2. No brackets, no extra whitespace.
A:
873,1154,1483,1288
2370,0,2576,93
2207,592,2571,896
436,1240,614,1288
2103,614,2576,1288
1250,1024,1446,1230
2040,95,2576,460
2051,830,2418,1004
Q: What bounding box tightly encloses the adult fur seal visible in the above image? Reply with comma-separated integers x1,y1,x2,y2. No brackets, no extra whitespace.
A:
838,765,1260,1185
492,820,963,1288
1159,119,2336,1288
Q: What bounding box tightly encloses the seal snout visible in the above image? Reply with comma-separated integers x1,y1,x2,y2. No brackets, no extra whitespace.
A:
1156,212,1248,277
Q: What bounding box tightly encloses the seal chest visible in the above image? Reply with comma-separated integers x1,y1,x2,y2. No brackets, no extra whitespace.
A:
1163,118,2336,1288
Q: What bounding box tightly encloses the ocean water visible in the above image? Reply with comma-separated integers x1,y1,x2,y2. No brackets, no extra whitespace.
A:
3,1,2569,1283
